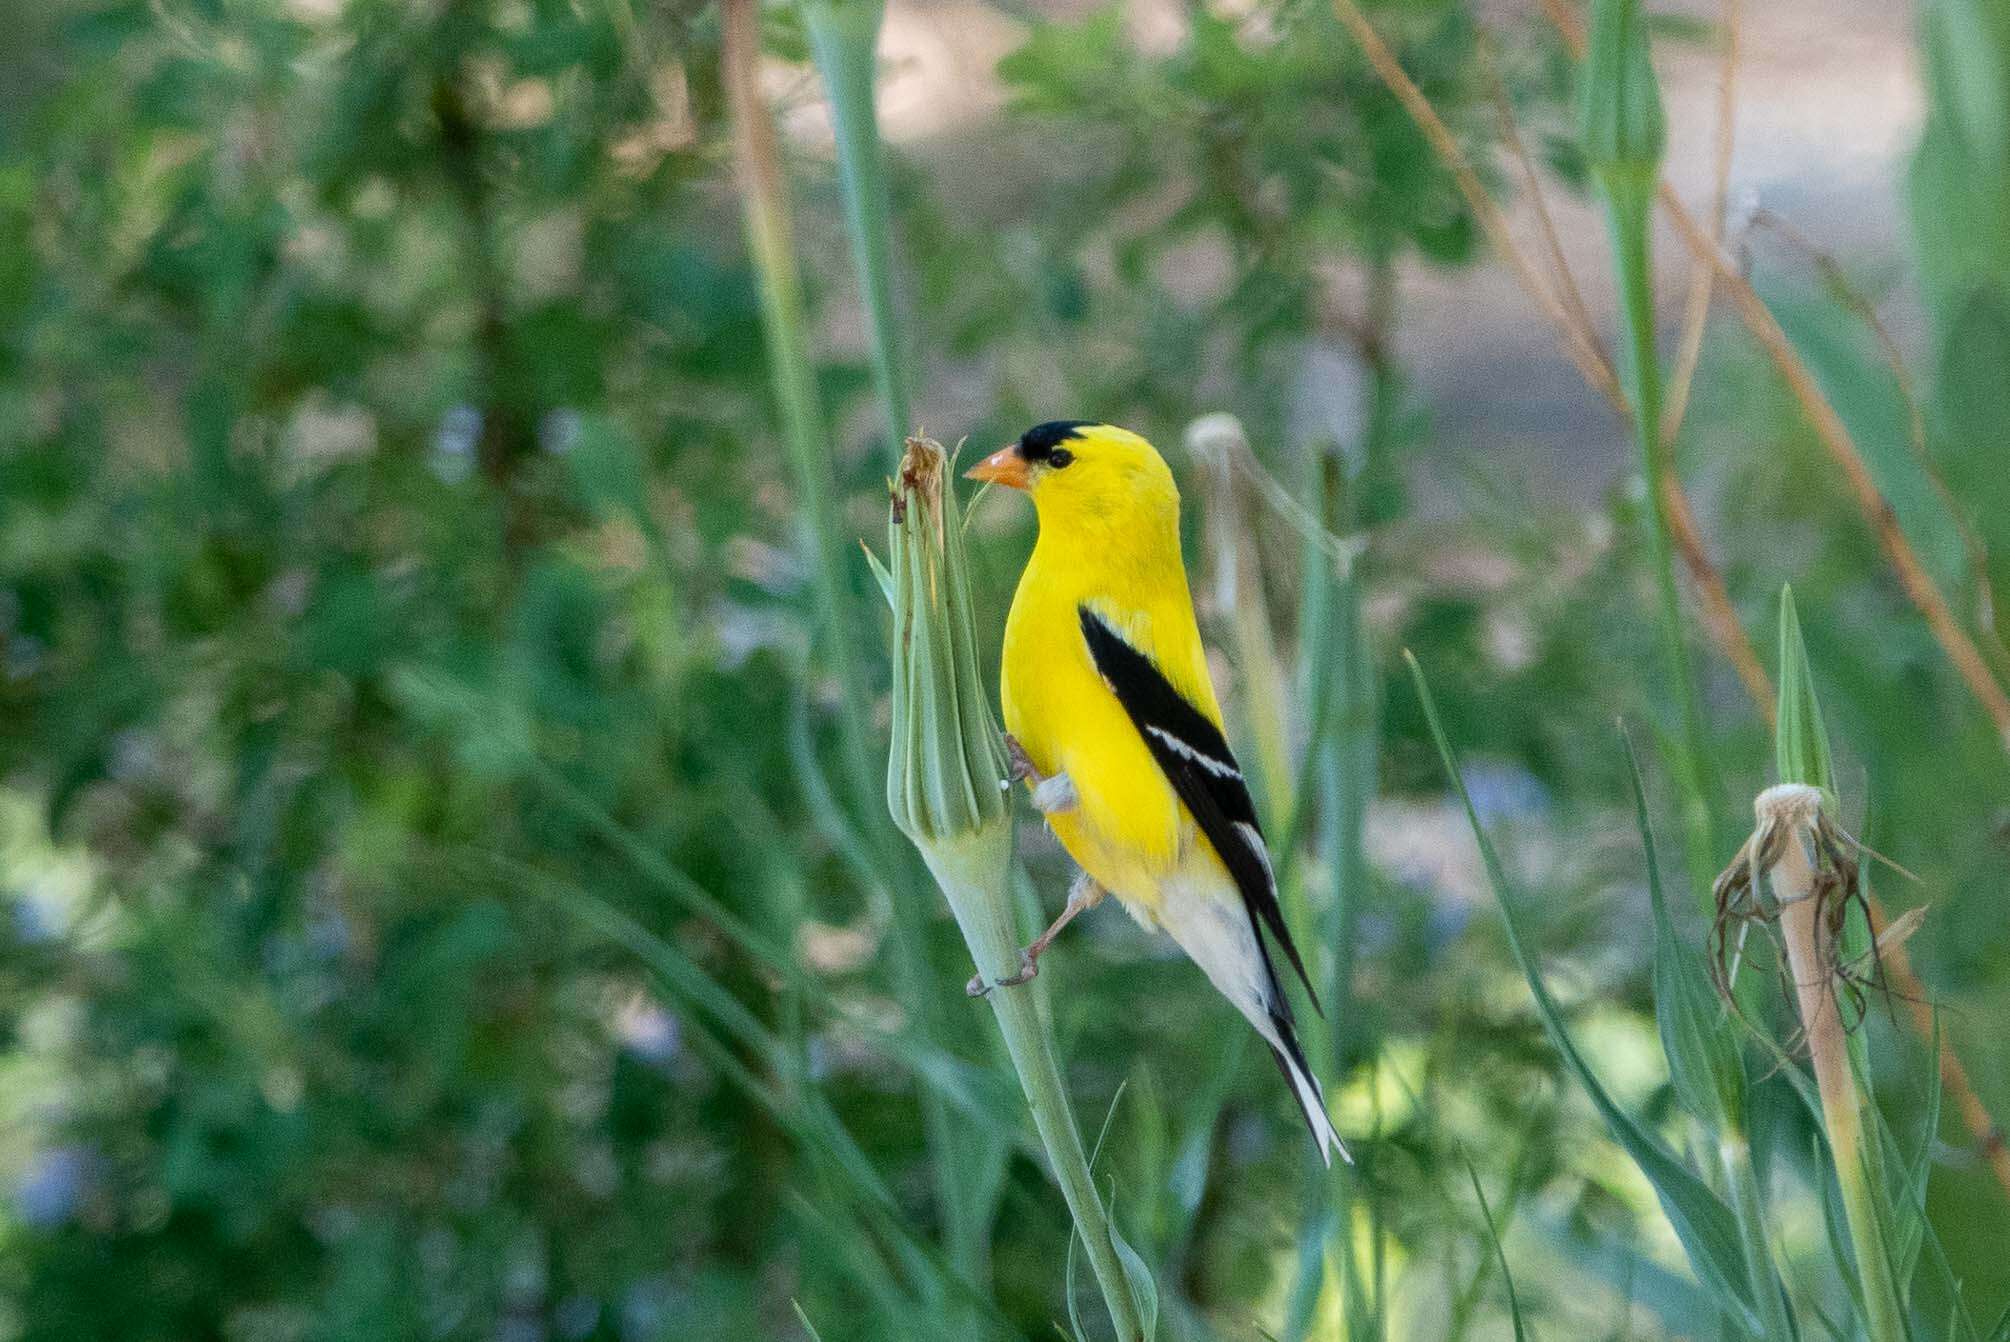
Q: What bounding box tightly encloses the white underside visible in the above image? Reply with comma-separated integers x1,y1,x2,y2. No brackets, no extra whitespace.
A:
1154,873,1349,1166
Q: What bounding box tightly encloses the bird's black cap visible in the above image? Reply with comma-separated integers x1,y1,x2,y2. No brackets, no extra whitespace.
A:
1016,420,1091,463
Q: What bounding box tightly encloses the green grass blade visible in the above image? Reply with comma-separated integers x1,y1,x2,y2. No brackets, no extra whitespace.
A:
529,774,1029,1149
1871,1019,1973,1339
1775,587,1837,795
1624,738,1798,1341
1463,1153,1530,1342
1815,1135,1870,1326
1405,652,1762,1336
1630,733,1747,1137
802,0,911,440
1891,1014,1945,1296
1112,1216,1160,1342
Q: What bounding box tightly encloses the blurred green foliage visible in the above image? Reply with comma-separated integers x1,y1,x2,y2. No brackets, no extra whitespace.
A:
2,0,2008,1340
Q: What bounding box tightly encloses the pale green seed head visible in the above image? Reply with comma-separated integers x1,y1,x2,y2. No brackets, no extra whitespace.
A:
1578,0,1667,194
875,437,1013,849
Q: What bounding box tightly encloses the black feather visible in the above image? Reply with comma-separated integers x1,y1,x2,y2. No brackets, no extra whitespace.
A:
1017,420,1091,463
1078,605,1321,1014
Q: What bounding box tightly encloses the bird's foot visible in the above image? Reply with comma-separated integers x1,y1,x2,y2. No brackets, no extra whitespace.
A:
965,949,1039,998
1002,733,1077,814
1002,733,1041,784
964,875,1102,999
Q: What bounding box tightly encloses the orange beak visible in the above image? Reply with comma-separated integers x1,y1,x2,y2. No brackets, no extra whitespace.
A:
964,444,1031,490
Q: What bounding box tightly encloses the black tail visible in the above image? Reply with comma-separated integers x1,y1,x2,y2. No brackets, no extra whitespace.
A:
1266,1009,1348,1166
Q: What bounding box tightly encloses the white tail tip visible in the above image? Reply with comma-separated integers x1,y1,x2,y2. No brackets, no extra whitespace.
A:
1276,1041,1351,1167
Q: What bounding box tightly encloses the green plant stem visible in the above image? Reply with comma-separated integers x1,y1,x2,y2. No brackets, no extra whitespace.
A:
1778,892,1906,1342
803,0,912,440
725,0,876,801
1603,181,1716,906
1286,381,1386,1342
926,834,1149,1342
1720,1133,1795,1340
721,0,980,1289
1317,344,1395,1085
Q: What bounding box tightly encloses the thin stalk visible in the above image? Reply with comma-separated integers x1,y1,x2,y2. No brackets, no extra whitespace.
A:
1604,184,1717,905
881,438,1149,1340
1772,834,1906,1342
931,843,1149,1342
1287,349,1388,1342
724,0,877,801
803,0,912,440
1313,348,1390,1085
721,0,980,1288
1720,1133,1795,1340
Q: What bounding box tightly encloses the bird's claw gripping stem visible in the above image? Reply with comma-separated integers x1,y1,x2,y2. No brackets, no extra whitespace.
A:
966,949,1039,999
1002,733,1077,813
1003,733,1040,784
963,875,1102,1000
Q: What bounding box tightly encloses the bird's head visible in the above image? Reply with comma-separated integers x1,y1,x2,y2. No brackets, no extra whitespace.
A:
965,421,1178,529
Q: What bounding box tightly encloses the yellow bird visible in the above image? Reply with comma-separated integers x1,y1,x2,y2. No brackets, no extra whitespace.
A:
967,421,1346,1166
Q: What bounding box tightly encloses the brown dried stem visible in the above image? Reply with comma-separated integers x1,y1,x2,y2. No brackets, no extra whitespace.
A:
1658,196,2010,747
1329,0,1623,411
1330,0,1773,708
1748,208,2009,680
1480,45,1602,367
1658,0,1740,447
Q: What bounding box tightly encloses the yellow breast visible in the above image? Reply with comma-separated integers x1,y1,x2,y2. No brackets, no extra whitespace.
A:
999,531,1223,920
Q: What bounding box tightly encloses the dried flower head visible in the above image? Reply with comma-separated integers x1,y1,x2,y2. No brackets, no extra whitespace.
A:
1710,783,1911,1039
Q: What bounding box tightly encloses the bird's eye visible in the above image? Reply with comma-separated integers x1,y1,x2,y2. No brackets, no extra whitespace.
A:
1049,447,1074,469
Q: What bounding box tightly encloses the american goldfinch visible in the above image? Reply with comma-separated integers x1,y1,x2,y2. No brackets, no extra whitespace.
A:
966,421,1346,1166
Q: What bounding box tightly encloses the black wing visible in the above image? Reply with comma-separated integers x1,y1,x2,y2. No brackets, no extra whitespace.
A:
1078,605,1320,1013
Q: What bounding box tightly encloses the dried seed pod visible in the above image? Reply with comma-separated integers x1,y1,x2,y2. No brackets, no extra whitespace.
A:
1710,782,1902,1038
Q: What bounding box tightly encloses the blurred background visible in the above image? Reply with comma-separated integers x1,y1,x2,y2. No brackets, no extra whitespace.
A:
3,0,2008,1338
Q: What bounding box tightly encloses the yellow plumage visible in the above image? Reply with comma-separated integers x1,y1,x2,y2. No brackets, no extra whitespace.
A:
970,421,1345,1165
999,431,1216,914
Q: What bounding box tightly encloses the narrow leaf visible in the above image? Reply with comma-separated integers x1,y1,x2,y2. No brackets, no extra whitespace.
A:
863,539,896,606
1112,1219,1160,1342
1464,1154,1530,1342
1631,734,1747,1134
1775,586,1837,794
